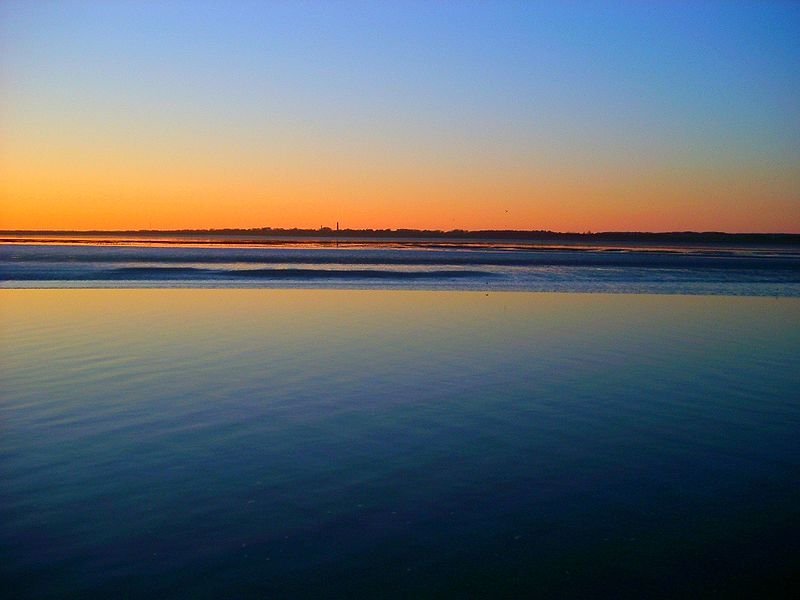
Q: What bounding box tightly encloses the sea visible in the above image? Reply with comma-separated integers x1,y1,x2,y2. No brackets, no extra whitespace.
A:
1,238,799,597
1,237,799,295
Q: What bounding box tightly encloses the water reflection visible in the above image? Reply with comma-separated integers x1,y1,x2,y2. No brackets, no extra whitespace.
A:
2,290,799,597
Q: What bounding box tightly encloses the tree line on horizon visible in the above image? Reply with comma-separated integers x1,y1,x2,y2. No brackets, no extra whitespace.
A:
3,227,799,244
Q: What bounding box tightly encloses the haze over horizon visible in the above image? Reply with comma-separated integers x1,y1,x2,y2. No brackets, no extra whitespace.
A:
2,1,799,233
3,226,800,237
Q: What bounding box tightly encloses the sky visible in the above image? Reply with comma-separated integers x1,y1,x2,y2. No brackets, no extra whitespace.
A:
1,1,799,232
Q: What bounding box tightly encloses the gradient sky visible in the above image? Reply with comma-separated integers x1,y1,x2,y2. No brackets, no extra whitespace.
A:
2,1,799,232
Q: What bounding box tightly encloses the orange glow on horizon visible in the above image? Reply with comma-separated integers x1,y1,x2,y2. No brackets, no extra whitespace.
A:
3,157,799,233
2,93,798,234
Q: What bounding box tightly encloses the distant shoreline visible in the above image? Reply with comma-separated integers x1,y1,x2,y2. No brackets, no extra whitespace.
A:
2,228,799,246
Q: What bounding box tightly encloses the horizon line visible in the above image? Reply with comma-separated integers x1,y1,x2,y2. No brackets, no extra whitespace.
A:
2,227,799,238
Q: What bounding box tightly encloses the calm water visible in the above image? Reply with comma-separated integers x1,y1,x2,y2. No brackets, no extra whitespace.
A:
2,290,799,598
3,241,800,295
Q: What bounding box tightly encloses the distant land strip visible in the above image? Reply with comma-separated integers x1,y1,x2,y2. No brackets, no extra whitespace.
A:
2,229,799,245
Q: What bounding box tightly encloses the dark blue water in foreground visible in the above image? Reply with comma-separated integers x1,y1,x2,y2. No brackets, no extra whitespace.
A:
2,240,800,295
2,290,799,598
